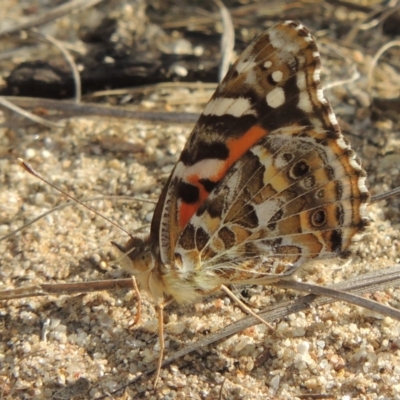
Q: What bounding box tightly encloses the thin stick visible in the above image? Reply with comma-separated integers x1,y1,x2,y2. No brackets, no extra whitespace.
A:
367,40,400,95
0,96,64,128
0,279,133,300
221,284,274,331
131,277,142,326
273,278,400,320
0,96,200,125
0,0,103,37
343,3,400,45
154,303,165,388
31,30,81,103
371,186,400,204
214,0,235,83
89,82,217,99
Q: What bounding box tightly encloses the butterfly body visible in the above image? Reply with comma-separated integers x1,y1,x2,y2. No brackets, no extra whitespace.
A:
120,21,370,307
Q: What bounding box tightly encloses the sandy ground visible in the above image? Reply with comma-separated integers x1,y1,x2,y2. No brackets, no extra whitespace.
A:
1,2,400,399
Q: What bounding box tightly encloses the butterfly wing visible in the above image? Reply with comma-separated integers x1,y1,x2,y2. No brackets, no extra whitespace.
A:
152,21,370,283
174,123,369,285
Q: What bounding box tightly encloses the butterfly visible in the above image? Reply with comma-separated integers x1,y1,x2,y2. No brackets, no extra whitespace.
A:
114,20,370,384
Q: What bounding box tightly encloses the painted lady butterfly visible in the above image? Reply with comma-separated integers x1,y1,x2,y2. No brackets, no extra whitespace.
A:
115,20,370,383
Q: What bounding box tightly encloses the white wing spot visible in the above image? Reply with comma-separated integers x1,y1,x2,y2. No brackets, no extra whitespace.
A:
294,23,305,30
349,157,361,170
274,152,292,169
253,199,281,226
203,97,256,117
358,176,368,196
313,69,321,83
296,70,307,90
264,60,272,68
271,70,283,83
328,110,338,126
269,28,288,50
298,91,313,112
269,26,301,53
336,136,348,150
266,87,285,108
316,88,325,103
184,159,226,181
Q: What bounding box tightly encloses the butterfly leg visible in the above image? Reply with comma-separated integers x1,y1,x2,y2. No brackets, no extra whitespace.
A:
220,285,274,331
154,298,174,388
131,276,142,326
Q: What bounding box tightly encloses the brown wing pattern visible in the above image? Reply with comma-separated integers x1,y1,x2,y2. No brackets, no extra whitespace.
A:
156,21,370,294
153,22,322,264
173,126,369,286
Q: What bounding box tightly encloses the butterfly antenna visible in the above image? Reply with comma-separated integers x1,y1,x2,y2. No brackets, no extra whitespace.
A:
370,186,400,204
18,158,134,239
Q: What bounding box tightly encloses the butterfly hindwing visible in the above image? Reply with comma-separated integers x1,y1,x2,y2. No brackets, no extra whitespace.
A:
175,125,369,284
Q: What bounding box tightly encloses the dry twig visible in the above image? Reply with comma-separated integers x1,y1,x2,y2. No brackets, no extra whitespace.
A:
214,0,235,82
367,40,400,96
0,96,200,128
0,0,103,37
30,30,82,103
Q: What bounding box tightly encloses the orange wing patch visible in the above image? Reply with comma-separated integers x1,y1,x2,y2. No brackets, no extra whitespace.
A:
178,125,268,228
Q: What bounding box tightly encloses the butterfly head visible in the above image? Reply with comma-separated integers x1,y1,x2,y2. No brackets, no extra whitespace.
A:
112,237,165,301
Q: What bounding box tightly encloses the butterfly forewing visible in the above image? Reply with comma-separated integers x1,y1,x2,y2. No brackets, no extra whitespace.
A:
153,22,370,297
144,21,370,304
